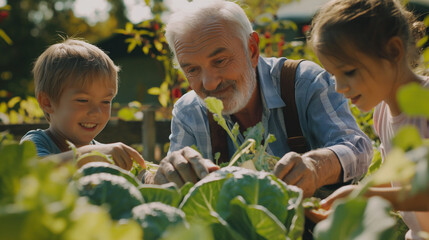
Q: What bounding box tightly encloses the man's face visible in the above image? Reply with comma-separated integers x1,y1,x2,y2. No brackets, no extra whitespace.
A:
174,21,258,115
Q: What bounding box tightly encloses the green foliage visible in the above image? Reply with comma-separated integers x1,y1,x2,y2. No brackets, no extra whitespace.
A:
314,196,396,240
204,97,279,171
160,222,214,240
138,182,183,207
397,82,429,118
349,104,379,145
77,161,142,187
76,173,144,220
180,166,304,240
0,139,37,204
0,96,44,124
0,5,12,45
3,0,127,102
132,202,188,240
364,148,382,178
117,15,189,116
418,15,429,73
0,139,142,240
117,101,144,121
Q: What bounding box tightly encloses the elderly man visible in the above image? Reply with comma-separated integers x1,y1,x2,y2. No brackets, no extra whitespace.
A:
146,0,372,198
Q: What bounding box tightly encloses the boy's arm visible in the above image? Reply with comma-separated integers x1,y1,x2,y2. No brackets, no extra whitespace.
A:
45,143,146,171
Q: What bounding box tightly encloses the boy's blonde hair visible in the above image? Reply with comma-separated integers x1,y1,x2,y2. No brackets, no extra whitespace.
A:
33,38,120,121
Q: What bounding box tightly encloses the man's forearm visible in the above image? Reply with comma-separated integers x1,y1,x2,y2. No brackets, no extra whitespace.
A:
303,148,342,188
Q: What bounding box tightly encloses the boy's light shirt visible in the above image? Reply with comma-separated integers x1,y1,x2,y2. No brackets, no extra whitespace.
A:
169,56,373,183
21,129,98,156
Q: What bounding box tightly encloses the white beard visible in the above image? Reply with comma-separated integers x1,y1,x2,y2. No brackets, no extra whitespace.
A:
222,58,257,115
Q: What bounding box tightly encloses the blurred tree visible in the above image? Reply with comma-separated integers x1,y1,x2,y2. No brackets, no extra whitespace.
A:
0,0,129,102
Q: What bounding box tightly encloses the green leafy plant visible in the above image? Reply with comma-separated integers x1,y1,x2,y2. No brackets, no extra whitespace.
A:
0,138,142,240
117,16,189,119
0,96,44,124
0,5,12,45
179,166,304,240
205,97,279,171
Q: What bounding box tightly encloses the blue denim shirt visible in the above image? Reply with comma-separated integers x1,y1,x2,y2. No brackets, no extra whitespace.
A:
168,57,372,182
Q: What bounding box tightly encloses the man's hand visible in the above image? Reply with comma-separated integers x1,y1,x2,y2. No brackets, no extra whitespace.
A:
273,152,319,198
152,147,220,187
273,149,342,198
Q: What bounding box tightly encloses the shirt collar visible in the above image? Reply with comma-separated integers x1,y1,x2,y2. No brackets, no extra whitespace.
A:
257,56,286,109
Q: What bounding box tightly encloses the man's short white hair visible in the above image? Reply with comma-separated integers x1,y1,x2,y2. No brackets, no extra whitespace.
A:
165,0,254,67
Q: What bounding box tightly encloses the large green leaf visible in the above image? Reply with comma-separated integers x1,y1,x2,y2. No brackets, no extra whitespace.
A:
371,148,415,186
76,173,144,220
392,126,422,151
407,145,429,194
139,182,182,207
216,168,291,224
77,161,141,187
0,140,37,203
132,202,187,240
0,205,30,240
160,221,214,240
205,97,224,116
226,196,287,240
179,168,233,224
397,83,429,118
180,166,304,239
314,196,396,240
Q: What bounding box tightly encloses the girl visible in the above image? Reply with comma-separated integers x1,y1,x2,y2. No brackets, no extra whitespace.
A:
307,0,429,239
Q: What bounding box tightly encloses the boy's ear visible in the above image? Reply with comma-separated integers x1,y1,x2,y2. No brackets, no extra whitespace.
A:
37,92,55,114
386,36,404,63
248,32,260,68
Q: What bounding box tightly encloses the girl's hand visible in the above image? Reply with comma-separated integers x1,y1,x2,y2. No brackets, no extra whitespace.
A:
320,185,357,209
305,207,331,223
305,185,357,223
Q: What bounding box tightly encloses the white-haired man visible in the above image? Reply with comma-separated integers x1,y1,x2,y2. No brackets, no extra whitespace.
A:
145,0,372,200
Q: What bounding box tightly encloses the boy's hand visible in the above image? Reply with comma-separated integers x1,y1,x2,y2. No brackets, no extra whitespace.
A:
79,142,146,171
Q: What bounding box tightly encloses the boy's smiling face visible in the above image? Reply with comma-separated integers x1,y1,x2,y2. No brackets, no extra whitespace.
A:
47,78,116,148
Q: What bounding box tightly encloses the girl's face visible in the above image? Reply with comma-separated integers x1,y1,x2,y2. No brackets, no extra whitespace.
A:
48,78,116,148
316,47,397,112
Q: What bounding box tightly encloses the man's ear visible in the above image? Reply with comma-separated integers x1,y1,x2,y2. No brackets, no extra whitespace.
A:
248,32,260,68
37,92,55,114
386,36,404,63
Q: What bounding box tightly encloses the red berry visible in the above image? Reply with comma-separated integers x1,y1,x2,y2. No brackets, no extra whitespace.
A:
264,31,271,39
302,25,310,34
172,88,182,99
0,11,9,23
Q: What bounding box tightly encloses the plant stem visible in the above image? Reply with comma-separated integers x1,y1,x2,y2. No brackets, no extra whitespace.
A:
228,139,256,167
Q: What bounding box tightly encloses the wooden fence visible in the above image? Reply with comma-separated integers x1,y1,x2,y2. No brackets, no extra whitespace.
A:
0,109,171,162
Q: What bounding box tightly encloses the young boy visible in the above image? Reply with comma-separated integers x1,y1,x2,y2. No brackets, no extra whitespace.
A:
20,38,145,171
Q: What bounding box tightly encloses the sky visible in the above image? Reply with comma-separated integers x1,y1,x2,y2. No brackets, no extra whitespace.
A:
0,0,187,25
